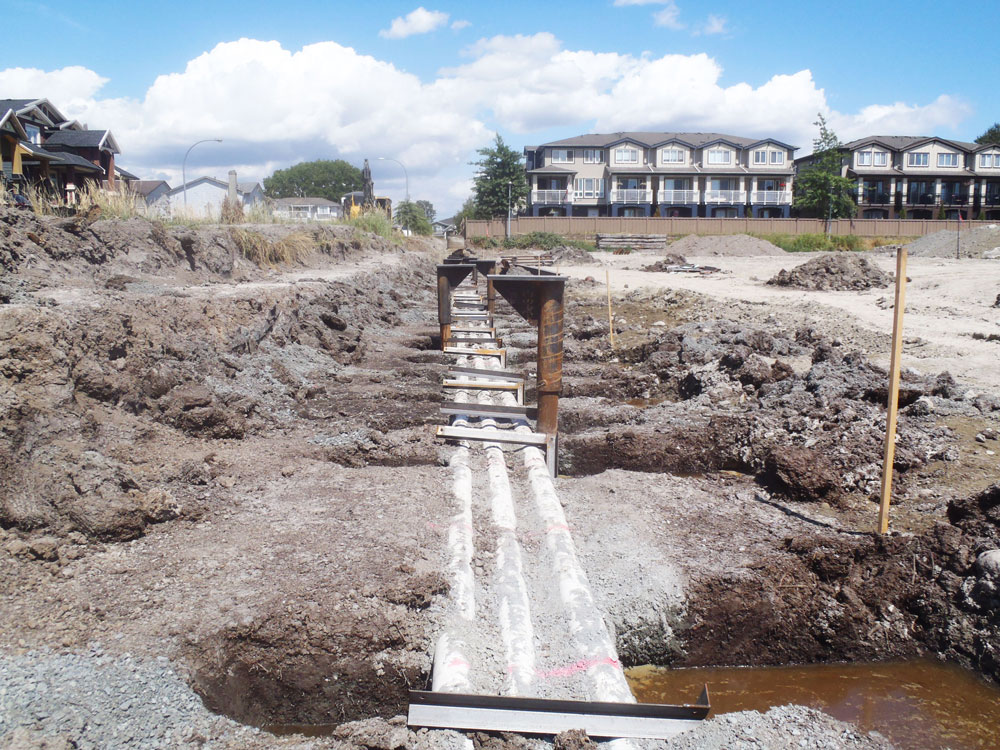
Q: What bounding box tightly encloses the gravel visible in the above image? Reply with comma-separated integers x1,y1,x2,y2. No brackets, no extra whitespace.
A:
902,224,1000,258
667,234,786,257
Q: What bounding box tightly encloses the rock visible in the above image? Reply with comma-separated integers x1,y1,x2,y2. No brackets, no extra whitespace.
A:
217,475,236,488
280,466,295,478
5,538,31,558
139,489,181,523
762,446,842,504
554,729,598,749
975,550,1000,578
28,536,61,561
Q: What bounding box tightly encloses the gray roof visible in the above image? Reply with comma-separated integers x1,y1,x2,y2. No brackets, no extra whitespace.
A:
237,181,262,194
49,152,105,173
134,180,170,197
44,128,119,152
841,135,980,152
115,166,139,180
166,176,261,197
0,99,35,113
272,197,338,207
538,132,798,151
526,165,577,174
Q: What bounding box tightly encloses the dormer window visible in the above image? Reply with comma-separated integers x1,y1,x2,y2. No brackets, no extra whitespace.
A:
770,151,784,165
615,147,639,164
25,124,41,145
858,152,872,166
707,149,731,165
583,149,603,164
938,153,958,167
981,154,997,168
661,148,684,164
551,149,574,163
874,152,887,166
753,150,767,165
908,152,929,167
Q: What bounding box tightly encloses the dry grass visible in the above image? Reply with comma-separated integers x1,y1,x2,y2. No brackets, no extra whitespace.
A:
231,229,317,266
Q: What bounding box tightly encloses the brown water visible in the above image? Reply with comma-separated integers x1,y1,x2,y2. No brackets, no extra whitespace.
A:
627,660,1000,750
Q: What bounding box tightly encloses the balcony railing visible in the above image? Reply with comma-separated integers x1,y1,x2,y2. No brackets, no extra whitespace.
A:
659,189,698,203
705,189,746,203
859,193,891,205
611,189,652,203
531,189,571,204
750,190,792,205
984,193,1000,206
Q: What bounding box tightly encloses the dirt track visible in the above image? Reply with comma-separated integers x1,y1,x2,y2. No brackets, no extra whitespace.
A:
2,214,999,749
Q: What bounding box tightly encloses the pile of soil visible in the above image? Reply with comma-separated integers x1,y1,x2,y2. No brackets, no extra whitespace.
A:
667,233,785,257
549,244,596,264
641,253,688,271
766,253,891,291
905,224,1000,258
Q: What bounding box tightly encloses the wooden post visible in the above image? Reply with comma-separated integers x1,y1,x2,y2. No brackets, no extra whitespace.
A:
605,268,615,350
877,247,908,534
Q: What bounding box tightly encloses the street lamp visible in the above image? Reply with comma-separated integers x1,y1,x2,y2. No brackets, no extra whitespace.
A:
376,156,409,203
182,138,223,213
506,180,513,239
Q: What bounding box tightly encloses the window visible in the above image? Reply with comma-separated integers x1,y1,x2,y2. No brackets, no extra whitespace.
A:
707,149,731,165
573,178,604,198
770,151,784,164
753,150,767,165
583,149,603,164
908,152,929,167
981,154,996,168
661,148,684,164
615,147,638,163
874,152,888,167
551,149,573,163
25,124,41,145
857,152,872,166
938,153,959,167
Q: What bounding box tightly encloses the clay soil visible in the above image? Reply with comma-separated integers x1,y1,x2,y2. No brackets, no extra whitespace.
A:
2,215,999,748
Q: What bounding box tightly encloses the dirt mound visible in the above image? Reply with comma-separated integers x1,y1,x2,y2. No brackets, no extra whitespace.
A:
641,254,688,271
767,253,891,291
668,233,785,257
905,224,1000,258
549,244,596,264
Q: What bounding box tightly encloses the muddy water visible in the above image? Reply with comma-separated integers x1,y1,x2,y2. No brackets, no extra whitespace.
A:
627,660,1000,750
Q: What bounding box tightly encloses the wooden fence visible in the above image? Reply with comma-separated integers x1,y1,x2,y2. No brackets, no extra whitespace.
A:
465,216,976,240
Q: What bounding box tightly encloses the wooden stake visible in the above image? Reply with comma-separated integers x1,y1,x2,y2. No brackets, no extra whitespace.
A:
605,268,615,350
877,247,908,534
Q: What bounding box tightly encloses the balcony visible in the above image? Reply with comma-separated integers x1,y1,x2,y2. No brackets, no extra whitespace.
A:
750,190,792,205
531,189,571,204
984,192,1000,206
611,189,652,203
859,192,892,205
705,189,746,204
659,189,698,203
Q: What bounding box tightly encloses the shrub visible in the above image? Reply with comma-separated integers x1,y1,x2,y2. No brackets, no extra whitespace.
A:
343,209,395,239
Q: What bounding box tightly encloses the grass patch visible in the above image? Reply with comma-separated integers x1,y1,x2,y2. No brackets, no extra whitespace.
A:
468,231,595,252
752,233,914,253
231,229,317,266
342,209,395,239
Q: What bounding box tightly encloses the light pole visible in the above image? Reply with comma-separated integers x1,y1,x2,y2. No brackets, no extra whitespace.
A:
376,156,409,203
506,180,513,239
182,138,223,213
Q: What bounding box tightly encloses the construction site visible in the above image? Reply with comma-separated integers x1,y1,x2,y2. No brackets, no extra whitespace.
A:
1,207,999,749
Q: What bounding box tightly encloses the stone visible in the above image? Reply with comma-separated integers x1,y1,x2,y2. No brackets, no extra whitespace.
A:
975,550,1000,578
28,536,61,561
217,475,236,488
5,538,31,557
280,466,295,478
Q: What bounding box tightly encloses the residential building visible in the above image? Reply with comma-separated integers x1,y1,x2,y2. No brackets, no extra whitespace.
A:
0,98,124,199
271,196,343,221
796,136,1000,220
523,132,796,218
164,173,265,219
432,217,457,236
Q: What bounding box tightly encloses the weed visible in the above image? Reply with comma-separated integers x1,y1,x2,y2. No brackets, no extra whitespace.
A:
468,231,595,253
342,210,395,239
231,229,316,266
752,233,912,253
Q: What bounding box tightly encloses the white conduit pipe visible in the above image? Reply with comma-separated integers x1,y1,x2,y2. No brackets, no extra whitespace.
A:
432,353,476,694
473,357,537,697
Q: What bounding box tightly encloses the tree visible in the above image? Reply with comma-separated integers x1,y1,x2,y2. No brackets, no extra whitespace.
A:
452,197,480,230
471,134,528,218
793,114,856,220
263,160,363,202
415,199,436,222
394,200,433,235
975,123,1000,145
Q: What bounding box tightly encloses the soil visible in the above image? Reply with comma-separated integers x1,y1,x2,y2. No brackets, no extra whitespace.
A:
3,216,1000,749
641,254,688,271
767,253,891,291
900,224,1000,259
666,234,786,257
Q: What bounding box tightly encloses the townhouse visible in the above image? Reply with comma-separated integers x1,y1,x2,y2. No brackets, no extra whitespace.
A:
523,132,796,218
0,97,122,200
798,136,1000,220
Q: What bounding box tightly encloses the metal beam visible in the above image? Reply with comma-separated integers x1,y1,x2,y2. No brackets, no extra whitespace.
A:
439,402,537,420
436,425,546,447
447,365,522,381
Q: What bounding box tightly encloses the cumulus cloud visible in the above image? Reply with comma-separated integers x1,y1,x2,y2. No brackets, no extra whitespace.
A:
379,7,449,39
0,34,971,213
450,19,471,31
699,14,728,35
652,2,685,29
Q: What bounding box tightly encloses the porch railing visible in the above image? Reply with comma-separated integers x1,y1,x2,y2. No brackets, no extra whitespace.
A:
750,190,791,205
611,189,652,203
531,190,571,204
658,189,698,203
705,189,746,203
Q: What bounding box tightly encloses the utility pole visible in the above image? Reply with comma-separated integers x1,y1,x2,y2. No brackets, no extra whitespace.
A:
506,180,513,239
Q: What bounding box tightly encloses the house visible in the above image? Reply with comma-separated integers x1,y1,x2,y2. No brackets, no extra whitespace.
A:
797,136,1000,220
271,196,343,221
0,97,122,200
523,132,796,218
432,217,457,236
164,172,265,219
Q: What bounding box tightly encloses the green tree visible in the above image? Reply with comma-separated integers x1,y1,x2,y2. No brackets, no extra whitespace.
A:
975,123,1000,145
452,197,480,229
471,134,528,219
394,200,433,235
263,160,363,202
793,115,856,220
415,199,436,222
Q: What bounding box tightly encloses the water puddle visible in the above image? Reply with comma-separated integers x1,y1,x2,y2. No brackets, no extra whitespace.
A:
627,660,1000,750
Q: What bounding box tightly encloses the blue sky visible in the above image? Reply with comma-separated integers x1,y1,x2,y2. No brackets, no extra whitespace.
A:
4,0,998,216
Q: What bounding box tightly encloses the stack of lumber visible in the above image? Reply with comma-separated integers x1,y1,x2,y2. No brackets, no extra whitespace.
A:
596,234,667,251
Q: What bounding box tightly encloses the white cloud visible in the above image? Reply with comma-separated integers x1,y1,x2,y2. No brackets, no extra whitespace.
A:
699,14,727,35
652,2,684,29
451,19,471,31
0,34,971,214
379,7,450,39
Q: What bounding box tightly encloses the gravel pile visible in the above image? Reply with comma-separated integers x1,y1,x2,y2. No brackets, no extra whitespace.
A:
668,234,785,257
767,253,891,291
0,648,269,749
903,224,1000,258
